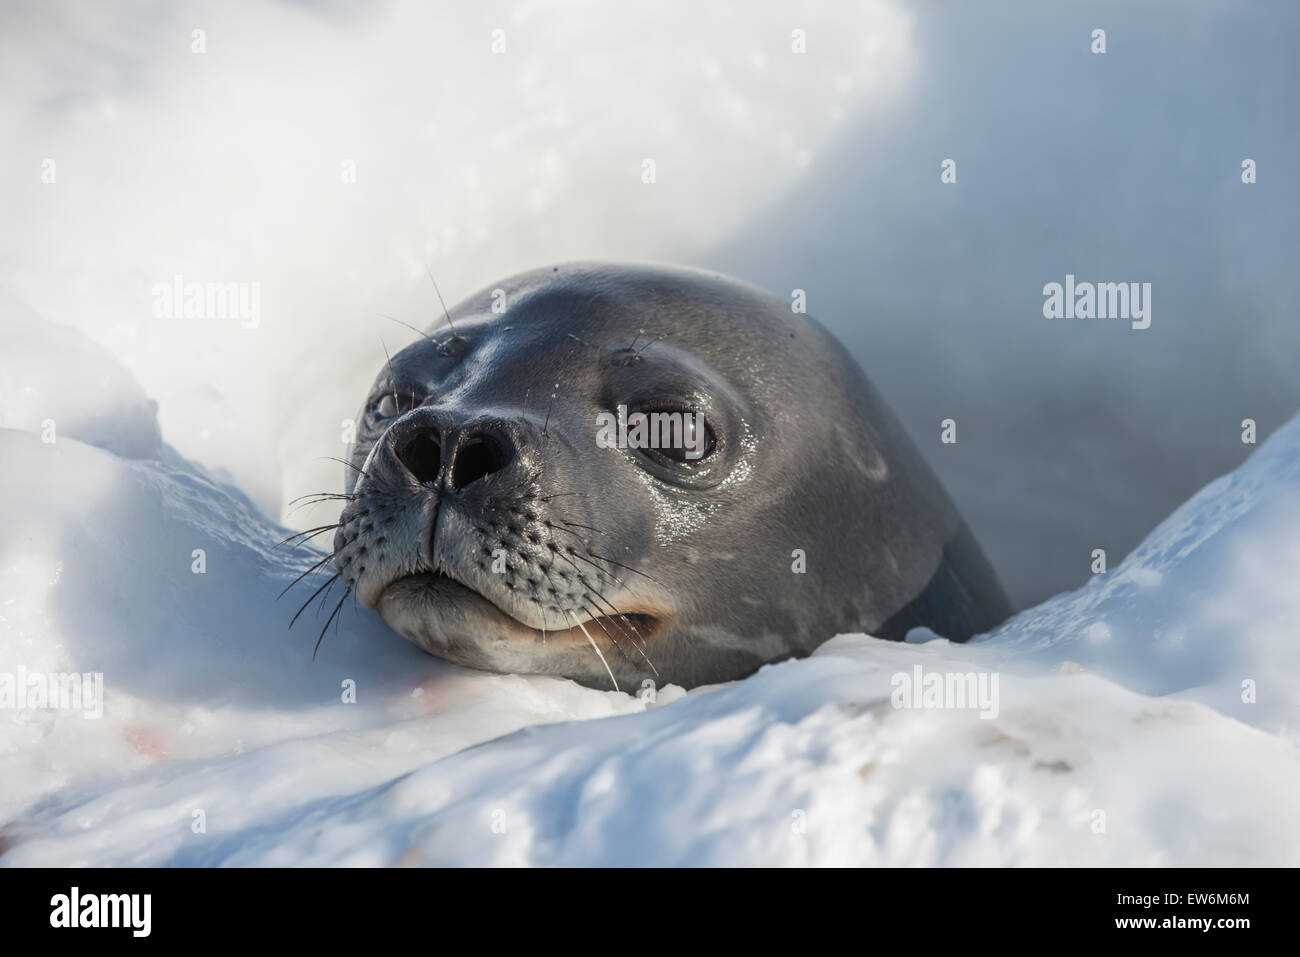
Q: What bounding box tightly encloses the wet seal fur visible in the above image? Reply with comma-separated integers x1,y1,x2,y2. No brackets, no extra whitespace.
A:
330,263,1012,689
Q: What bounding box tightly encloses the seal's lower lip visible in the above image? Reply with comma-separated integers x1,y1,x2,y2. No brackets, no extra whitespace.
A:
378,571,662,645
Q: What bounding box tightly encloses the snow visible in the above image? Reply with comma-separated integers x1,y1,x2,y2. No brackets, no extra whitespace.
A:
2,307,1298,866
3,0,1298,867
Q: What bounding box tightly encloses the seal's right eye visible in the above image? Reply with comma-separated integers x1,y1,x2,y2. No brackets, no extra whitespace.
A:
369,392,419,423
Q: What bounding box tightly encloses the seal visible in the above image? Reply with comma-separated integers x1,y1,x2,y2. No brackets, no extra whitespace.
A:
327,262,1012,689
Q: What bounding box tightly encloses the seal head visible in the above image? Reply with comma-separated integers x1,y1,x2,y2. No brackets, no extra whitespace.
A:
333,263,1011,688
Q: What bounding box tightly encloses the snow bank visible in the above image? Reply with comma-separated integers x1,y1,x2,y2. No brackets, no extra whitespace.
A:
2,308,1297,866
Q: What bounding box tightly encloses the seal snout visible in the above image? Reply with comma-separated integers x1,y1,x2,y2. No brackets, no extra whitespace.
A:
390,411,518,493
336,402,658,658
335,409,532,610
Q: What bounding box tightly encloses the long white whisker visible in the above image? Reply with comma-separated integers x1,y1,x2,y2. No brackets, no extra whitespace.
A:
570,611,619,692
584,596,658,678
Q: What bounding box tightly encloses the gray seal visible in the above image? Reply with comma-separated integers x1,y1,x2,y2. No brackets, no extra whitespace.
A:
329,262,1011,689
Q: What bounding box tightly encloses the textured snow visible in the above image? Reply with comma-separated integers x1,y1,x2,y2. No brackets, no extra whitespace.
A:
2,309,1298,866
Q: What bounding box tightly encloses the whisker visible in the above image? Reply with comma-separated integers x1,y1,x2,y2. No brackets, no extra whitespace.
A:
275,523,341,550
579,594,653,670
555,540,663,590
550,518,606,536
580,600,632,663
287,498,353,517
583,591,658,678
424,264,464,344
541,526,648,596
633,333,665,358
582,549,665,587
380,313,445,350
542,384,558,437
314,586,352,660
278,551,338,599
529,597,548,645
321,456,368,478
569,611,619,693
289,572,341,629
562,547,622,582
545,549,658,677
287,492,354,509
380,337,401,412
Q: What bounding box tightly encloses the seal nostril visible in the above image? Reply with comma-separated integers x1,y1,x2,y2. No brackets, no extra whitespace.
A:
398,434,442,486
450,438,508,490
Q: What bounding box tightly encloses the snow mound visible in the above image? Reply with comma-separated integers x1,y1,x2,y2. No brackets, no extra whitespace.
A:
1,308,1298,866
0,290,160,459
984,415,1300,733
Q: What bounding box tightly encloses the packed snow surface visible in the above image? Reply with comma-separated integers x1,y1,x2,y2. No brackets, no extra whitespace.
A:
2,309,1298,866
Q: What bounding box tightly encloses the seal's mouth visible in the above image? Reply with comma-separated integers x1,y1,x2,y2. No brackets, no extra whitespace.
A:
377,570,663,649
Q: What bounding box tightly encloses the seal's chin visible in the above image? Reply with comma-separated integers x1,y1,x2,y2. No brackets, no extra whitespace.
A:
375,572,662,674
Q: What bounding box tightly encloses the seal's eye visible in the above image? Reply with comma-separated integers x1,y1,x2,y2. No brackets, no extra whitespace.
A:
370,392,418,423
626,407,716,463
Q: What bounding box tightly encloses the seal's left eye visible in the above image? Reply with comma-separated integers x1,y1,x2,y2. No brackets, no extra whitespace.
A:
627,407,717,463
